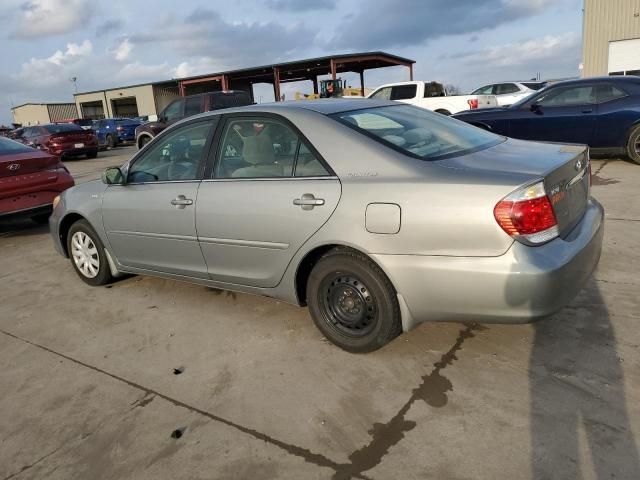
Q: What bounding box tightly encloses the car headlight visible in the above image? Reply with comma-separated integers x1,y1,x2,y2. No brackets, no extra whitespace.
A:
52,195,60,209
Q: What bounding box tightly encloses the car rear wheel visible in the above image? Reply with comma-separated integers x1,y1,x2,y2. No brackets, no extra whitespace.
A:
106,134,115,150
626,125,640,165
67,220,112,286
306,248,401,353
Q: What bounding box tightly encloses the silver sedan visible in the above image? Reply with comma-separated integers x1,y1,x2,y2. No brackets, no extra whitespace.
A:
50,99,604,352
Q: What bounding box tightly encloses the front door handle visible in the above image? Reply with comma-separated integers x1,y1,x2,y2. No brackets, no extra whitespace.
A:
171,195,193,209
293,193,325,210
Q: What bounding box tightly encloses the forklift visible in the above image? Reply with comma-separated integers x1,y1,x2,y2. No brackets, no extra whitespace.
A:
319,78,347,98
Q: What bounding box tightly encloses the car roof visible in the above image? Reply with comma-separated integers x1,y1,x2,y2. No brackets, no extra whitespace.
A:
217,98,397,116
549,76,640,87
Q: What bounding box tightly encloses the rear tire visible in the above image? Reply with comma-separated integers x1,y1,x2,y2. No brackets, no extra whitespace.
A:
435,109,451,116
626,125,640,165
306,248,401,353
67,220,112,286
138,135,152,149
106,134,115,150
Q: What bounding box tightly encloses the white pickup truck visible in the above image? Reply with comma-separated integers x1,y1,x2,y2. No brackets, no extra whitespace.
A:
368,81,498,115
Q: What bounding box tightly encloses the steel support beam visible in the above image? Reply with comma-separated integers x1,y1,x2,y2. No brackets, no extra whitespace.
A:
273,67,281,101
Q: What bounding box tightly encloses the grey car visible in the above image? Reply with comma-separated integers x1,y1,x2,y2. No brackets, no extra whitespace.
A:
50,99,604,352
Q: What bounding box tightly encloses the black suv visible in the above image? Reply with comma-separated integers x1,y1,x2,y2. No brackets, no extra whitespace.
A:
135,90,253,149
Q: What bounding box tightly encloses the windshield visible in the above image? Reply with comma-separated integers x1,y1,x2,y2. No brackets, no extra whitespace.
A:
44,124,84,134
332,105,503,160
116,119,140,126
73,119,94,126
0,136,35,155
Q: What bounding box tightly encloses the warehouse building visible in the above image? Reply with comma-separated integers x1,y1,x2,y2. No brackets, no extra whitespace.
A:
11,102,78,126
73,51,414,120
582,0,640,76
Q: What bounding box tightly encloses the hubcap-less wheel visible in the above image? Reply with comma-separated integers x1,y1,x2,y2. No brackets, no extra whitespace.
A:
320,275,377,337
635,137,640,156
71,231,100,278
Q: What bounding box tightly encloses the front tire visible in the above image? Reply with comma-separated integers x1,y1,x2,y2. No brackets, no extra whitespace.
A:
306,248,401,353
67,220,112,286
626,125,640,165
106,134,115,150
138,135,151,149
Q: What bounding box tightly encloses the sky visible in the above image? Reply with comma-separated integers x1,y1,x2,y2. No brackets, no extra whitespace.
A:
0,0,584,125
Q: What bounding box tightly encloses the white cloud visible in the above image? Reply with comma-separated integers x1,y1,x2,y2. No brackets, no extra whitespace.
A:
12,0,95,38
173,57,220,78
112,38,133,61
113,62,172,82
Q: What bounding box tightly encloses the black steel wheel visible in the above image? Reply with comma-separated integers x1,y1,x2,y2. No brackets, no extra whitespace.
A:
627,125,640,165
307,248,401,353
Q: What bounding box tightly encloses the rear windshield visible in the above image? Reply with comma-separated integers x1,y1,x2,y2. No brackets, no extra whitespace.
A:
0,136,34,155
522,82,547,90
73,119,94,126
332,105,503,160
116,119,140,126
44,124,84,134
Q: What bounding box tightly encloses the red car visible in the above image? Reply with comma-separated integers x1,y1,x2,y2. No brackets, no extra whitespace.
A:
0,136,74,223
21,123,98,159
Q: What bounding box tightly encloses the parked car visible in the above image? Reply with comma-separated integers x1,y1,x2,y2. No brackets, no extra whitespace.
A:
453,76,640,164
64,118,95,130
93,118,142,149
135,90,253,149
50,99,603,352
471,81,547,106
20,124,99,159
368,81,498,115
0,136,74,223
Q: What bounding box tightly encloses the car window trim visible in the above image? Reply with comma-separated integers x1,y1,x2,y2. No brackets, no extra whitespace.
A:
535,84,598,107
124,116,219,185
208,111,335,180
593,82,629,104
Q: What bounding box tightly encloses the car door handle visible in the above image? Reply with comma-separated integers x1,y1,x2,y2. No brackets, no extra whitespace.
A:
582,109,593,114
293,193,325,210
171,195,193,208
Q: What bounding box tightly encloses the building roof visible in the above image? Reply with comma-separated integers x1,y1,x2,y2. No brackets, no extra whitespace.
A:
74,51,415,97
11,102,76,110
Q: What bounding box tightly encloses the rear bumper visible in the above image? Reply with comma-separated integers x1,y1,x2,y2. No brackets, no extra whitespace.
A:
50,146,98,157
373,198,604,331
0,174,74,217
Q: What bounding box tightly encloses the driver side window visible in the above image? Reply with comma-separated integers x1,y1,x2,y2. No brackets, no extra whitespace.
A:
128,121,213,183
537,86,596,107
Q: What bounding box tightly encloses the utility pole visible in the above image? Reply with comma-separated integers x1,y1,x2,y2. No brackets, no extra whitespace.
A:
70,77,78,93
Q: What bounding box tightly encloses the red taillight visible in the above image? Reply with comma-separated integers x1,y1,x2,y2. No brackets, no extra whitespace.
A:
494,181,558,245
467,99,479,109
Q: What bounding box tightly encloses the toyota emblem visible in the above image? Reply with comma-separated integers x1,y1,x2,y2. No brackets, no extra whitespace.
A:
575,158,583,171
7,163,20,171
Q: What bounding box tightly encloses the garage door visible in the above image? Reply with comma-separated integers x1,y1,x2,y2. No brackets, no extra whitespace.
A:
608,38,640,75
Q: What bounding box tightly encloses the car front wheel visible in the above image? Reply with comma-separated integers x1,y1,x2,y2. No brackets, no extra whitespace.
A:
306,248,401,353
627,125,640,165
67,220,112,286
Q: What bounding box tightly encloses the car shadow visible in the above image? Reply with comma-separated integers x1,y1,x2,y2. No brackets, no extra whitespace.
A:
527,281,639,478
0,218,49,237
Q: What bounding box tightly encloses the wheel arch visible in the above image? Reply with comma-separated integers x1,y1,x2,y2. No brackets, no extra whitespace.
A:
58,212,86,256
294,243,397,306
136,132,153,149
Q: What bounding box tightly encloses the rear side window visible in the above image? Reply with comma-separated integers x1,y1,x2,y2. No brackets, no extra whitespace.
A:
472,85,494,95
334,104,502,161
596,84,627,103
184,96,202,116
390,85,417,100
495,83,520,95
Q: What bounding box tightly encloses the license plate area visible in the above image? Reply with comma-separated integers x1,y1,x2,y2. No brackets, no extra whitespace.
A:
74,143,84,148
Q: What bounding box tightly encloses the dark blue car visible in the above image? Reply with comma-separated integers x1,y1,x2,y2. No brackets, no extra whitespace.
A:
92,118,141,149
453,76,640,164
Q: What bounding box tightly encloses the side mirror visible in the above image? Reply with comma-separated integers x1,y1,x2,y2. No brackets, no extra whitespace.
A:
102,167,124,185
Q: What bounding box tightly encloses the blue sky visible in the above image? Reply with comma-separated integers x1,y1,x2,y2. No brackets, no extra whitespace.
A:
0,0,583,124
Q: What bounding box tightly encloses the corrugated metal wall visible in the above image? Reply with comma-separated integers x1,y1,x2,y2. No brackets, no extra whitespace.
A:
583,0,640,76
47,103,78,121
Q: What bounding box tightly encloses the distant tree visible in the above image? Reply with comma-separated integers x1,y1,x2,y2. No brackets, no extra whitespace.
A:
445,83,462,95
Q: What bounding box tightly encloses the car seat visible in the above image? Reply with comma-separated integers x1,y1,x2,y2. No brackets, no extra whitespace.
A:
231,135,284,178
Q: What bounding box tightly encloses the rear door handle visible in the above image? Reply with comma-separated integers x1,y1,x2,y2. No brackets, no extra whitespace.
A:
293,193,325,210
171,195,193,208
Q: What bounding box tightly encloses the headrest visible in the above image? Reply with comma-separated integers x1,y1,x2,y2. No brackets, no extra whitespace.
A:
242,135,275,165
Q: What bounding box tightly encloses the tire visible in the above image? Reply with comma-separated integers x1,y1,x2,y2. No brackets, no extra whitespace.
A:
306,248,401,353
67,220,112,286
106,134,115,150
626,125,640,165
435,109,451,116
86,151,98,159
138,135,151,149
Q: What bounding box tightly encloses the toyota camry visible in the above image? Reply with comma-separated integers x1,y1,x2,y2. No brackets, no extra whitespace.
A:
50,99,604,352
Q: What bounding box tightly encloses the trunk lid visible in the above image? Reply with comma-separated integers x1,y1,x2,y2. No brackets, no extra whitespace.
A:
0,150,58,178
50,130,96,144
437,138,589,238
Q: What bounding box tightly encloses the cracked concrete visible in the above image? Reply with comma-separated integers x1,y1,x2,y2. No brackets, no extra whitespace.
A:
0,152,639,479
